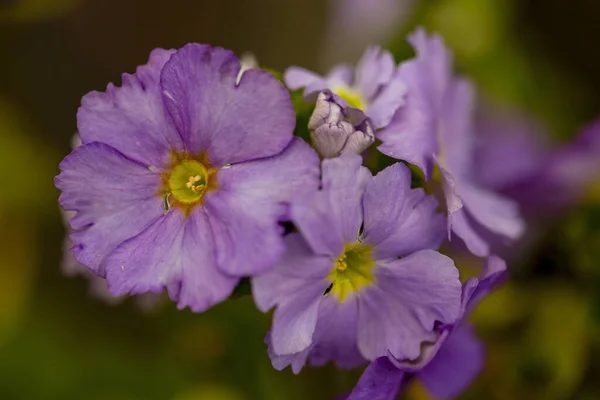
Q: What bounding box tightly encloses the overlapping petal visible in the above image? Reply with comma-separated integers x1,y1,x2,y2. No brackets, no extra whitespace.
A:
77,49,183,168
161,43,295,166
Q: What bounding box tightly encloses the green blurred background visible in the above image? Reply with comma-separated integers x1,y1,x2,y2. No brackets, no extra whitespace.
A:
1,0,600,399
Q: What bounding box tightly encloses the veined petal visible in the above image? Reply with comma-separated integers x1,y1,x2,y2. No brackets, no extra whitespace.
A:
204,138,320,276
347,357,405,400
77,48,183,168
105,208,238,312
55,142,163,275
161,44,295,166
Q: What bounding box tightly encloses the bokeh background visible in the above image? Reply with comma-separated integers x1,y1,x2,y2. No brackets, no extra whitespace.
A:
1,0,600,399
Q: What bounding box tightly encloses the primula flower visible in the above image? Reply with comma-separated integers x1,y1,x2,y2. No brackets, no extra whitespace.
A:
345,256,507,400
308,90,375,158
56,44,320,312
377,28,525,257
284,47,406,129
474,108,600,215
252,154,462,373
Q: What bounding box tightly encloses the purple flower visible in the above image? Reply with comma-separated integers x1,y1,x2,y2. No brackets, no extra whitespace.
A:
284,47,406,129
252,153,462,373
474,107,600,215
308,91,375,158
56,45,320,312
344,256,507,400
377,28,525,257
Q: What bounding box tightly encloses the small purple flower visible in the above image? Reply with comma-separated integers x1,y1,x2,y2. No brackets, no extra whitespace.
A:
56,45,320,312
284,47,406,129
474,108,600,215
308,91,375,158
345,256,507,400
253,154,462,373
377,28,525,257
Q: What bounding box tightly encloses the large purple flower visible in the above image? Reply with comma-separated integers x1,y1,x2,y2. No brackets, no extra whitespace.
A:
252,154,462,373
377,28,525,257
284,47,406,129
56,45,320,312
345,256,507,400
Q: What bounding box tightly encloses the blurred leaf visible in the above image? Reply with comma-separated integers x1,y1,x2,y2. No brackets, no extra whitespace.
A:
0,212,36,348
0,0,80,23
172,386,244,400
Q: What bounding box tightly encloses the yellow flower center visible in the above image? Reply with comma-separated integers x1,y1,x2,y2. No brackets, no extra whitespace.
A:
333,85,366,110
327,242,376,302
168,160,209,204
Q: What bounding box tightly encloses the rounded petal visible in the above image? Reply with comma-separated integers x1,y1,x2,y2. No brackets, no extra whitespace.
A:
362,163,446,259
266,331,312,374
325,64,354,87
347,357,405,400
419,324,485,399
105,208,238,312
357,250,461,361
451,208,490,257
292,153,371,256
252,234,333,313
204,138,320,276
160,44,295,166
55,142,164,275
77,48,183,168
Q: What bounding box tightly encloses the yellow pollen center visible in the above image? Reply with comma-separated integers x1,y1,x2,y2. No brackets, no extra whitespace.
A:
333,84,367,110
327,242,376,302
168,160,209,204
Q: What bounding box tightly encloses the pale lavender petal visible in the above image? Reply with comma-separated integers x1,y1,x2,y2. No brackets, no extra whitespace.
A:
450,208,490,257
377,28,453,179
376,57,439,178
55,143,163,275
362,163,445,259
354,47,395,101
439,78,476,178
459,181,525,241
419,324,485,399
367,74,406,129
105,208,239,312
204,138,320,276
326,64,354,87
77,48,182,168
161,44,294,166
266,331,312,374
270,278,330,355
309,295,365,369
346,357,405,400
467,255,507,311
291,153,370,255
284,66,328,91
252,234,332,313
358,250,461,361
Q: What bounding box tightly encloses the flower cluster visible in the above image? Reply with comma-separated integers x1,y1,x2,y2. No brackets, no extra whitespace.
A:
56,28,600,399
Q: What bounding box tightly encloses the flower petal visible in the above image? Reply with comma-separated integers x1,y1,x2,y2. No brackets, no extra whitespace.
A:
55,142,163,275
292,153,370,256
105,208,238,312
357,250,461,361
77,49,183,168
204,138,320,276
419,324,485,399
347,357,405,400
160,44,295,166
308,295,365,369
284,66,328,92
252,234,332,313
367,74,406,129
362,163,445,259
355,47,396,101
